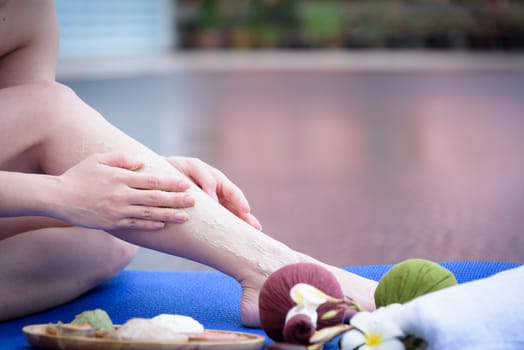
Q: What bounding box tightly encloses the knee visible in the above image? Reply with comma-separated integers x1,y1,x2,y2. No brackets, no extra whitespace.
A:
89,238,139,286
78,234,138,290
25,80,84,125
59,231,139,288
116,240,139,270
28,79,76,101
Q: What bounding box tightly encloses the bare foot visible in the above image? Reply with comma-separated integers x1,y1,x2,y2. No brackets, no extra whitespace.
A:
325,264,378,310
240,280,263,327
238,257,377,327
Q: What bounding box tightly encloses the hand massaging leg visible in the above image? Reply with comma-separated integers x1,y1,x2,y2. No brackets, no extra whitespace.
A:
0,81,377,325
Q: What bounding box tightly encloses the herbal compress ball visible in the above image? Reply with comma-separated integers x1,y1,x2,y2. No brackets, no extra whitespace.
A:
374,258,458,307
282,314,316,345
259,262,344,342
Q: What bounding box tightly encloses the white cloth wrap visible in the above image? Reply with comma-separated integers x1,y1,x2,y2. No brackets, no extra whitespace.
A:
374,266,524,350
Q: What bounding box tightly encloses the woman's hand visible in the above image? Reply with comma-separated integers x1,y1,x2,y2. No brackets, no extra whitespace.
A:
165,156,262,230
55,153,195,230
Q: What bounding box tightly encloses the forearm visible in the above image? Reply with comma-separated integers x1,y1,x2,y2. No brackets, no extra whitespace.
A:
0,170,60,218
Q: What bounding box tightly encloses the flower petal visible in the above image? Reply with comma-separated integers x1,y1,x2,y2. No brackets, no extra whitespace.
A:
376,338,405,350
339,329,365,350
310,324,350,344
349,311,375,333
290,283,328,306
350,311,404,340
378,320,404,339
285,305,318,326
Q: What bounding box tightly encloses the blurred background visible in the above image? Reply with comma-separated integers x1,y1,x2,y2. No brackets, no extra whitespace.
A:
56,0,524,270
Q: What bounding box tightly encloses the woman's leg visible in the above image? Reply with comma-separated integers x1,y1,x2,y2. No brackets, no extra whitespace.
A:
0,226,137,321
0,80,377,325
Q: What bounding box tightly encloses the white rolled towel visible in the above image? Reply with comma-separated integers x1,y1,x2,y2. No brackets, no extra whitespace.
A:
375,266,524,350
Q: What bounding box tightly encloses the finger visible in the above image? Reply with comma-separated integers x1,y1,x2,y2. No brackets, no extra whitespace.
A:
218,176,251,214
130,189,195,208
167,157,223,202
185,160,220,199
164,156,183,170
96,152,144,171
239,212,263,231
115,218,166,230
126,173,190,192
124,206,190,224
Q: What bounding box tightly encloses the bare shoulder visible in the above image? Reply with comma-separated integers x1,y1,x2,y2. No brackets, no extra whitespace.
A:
0,0,58,87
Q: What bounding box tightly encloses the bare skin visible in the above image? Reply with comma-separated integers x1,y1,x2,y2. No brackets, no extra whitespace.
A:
0,1,377,325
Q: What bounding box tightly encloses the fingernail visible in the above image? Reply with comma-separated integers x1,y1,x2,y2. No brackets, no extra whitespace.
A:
250,214,262,230
152,221,165,229
129,161,144,171
174,212,188,222
178,180,190,190
183,195,195,206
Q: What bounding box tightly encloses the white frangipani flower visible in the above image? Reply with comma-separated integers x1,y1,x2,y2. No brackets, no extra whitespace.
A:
286,283,329,327
340,311,405,350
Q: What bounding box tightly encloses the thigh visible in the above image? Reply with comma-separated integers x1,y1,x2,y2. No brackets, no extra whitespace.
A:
0,80,153,176
0,226,137,321
0,80,110,174
0,82,54,172
0,216,68,241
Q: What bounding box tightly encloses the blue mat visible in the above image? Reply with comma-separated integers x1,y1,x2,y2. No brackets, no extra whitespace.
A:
1,261,520,349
